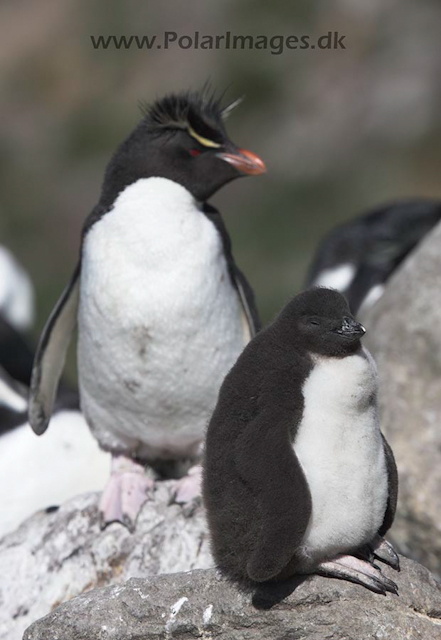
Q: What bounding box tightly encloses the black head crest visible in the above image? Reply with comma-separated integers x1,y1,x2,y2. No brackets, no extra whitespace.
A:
139,88,242,145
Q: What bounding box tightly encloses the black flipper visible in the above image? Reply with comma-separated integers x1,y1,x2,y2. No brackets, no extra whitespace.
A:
29,265,80,435
234,404,312,582
202,203,261,338
378,433,398,536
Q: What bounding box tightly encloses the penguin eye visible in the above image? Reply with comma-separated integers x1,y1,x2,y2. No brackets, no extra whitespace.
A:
309,317,320,326
189,149,202,157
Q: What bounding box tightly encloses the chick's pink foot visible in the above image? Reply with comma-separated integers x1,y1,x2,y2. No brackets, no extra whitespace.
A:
316,554,398,595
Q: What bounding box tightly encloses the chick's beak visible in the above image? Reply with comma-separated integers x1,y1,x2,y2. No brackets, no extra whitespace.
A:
338,317,366,336
217,148,267,176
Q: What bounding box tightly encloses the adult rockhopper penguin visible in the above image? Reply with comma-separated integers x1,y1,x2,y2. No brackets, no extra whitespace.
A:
203,287,399,595
29,89,265,529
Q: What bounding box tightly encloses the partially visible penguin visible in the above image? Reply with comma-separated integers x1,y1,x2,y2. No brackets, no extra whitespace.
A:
29,89,265,530
0,248,78,395
0,315,35,389
203,287,399,594
306,198,441,314
0,244,34,333
0,244,35,387
0,364,109,538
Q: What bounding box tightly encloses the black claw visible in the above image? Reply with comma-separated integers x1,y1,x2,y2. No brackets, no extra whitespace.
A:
374,552,400,572
374,569,399,595
359,566,399,596
383,578,398,594
317,555,400,597
369,576,389,595
122,513,136,533
372,541,401,572
316,566,386,596
368,536,400,571
99,512,133,531
389,553,400,572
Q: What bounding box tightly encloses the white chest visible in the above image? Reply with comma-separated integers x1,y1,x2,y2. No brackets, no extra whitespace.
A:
77,178,247,458
294,349,388,563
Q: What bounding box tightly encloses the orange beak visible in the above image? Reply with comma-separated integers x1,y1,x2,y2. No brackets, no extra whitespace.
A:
217,148,267,176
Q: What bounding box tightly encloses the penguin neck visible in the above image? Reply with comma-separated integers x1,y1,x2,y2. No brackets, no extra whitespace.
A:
113,175,198,208
105,176,204,236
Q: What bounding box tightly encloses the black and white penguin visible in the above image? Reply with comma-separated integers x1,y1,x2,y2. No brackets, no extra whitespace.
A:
0,249,101,536
0,245,36,387
0,247,79,397
0,363,28,431
0,315,35,389
0,244,34,333
306,199,441,313
0,364,109,538
29,89,265,529
203,287,399,594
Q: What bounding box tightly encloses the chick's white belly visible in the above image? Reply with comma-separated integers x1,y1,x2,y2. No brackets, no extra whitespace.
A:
78,272,246,461
294,350,388,565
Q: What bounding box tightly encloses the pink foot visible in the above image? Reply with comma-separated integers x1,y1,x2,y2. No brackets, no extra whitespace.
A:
316,554,398,595
99,455,154,531
173,465,202,504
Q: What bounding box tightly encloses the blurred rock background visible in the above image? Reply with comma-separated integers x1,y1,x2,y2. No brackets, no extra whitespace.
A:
1,0,441,379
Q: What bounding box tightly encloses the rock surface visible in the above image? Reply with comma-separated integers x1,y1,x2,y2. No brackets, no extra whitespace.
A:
364,221,441,579
0,483,211,640
24,557,441,640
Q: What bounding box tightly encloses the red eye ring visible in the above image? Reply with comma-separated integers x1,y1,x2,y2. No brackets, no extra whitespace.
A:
190,149,201,157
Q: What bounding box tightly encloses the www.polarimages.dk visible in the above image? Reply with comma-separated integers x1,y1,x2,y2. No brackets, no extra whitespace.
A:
90,31,347,54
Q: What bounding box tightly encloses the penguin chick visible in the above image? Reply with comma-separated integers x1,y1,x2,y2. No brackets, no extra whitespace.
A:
29,88,265,530
203,287,399,595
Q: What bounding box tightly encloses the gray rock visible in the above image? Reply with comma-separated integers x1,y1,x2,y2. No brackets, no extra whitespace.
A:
0,483,211,640
364,221,441,579
24,557,441,640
